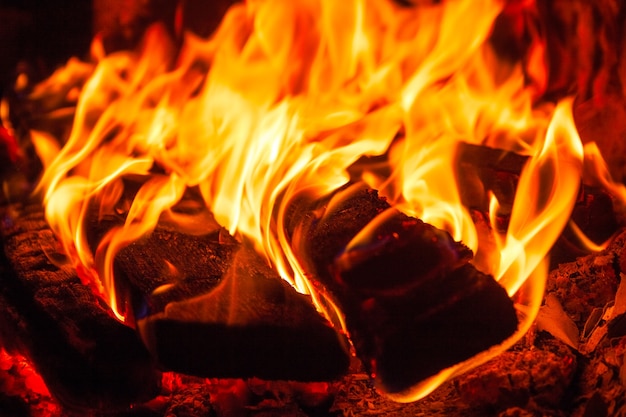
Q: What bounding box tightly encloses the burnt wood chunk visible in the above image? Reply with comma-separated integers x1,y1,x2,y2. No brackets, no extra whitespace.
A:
289,185,518,394
95,208,350,381
0,203,160,412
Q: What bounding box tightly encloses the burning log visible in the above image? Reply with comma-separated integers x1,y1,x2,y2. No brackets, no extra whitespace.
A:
136,246,351,382
456,142,620,265
550,184,620,266
288,184,519,396
455,142,529,215
0,203,160,412
0,197,350,412
90,201,350,382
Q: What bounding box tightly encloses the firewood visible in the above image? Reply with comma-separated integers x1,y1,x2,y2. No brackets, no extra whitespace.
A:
455,142,528,215
0,202,161,413
288,184,519,395
456,142,619,265
91,203,350,382
549,184,620,267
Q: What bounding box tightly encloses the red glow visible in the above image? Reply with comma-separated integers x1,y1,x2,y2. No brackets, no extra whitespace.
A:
0,126,21,164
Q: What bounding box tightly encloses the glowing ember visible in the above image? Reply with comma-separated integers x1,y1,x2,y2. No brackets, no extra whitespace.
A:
0,349,51,398
22,0,625,402
0,348,60,417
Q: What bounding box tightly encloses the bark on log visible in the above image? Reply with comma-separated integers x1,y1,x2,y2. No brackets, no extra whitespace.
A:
288,184,519,395
0,202,161,413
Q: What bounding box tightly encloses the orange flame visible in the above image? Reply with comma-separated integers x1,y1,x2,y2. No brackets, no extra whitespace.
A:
30,0,617,400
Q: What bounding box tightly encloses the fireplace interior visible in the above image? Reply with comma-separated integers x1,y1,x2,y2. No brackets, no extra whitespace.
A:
3,0,626,416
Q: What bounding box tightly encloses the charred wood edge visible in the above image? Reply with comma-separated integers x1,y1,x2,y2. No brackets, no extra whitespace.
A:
0,202,161,413
88,200,350,382
286,184,518,395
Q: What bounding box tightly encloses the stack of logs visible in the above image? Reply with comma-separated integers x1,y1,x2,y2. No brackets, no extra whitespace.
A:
3,0,626,416
0,142,624,416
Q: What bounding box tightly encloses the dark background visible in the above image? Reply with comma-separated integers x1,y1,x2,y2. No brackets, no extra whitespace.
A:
0,1,92,94
0,0,240,95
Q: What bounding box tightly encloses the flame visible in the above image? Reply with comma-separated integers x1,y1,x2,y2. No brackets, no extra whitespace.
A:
31,0,613,401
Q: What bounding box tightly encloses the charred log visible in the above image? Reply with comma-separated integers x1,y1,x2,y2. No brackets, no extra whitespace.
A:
456,142,619,264
0,203,160,412
137,247,351,382
288,184,519,395
455,142,528,216
549,184,620,267
91,204,350,382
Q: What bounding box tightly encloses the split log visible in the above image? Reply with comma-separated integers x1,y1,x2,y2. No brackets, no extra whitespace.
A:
288,184,519,395
90,200,350,382
0,202,161,412
137,246,351,382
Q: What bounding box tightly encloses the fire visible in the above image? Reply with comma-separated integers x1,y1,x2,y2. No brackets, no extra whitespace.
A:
25,0,618,402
